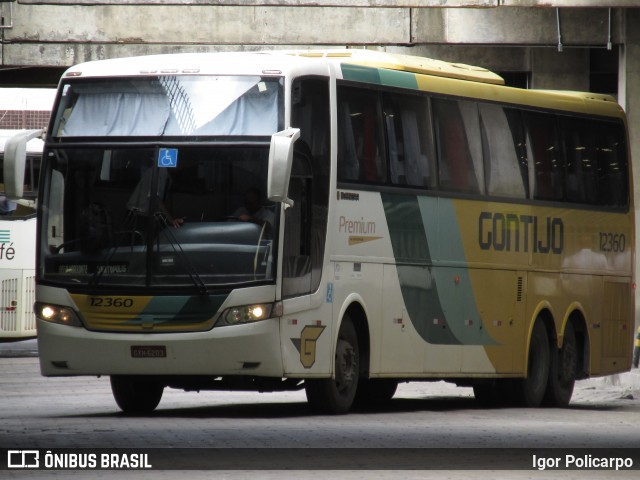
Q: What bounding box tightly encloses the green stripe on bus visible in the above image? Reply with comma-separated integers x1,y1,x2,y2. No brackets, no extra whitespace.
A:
379,69,419,90
382,193,496,346
381,193,459,345
342,64,420,90
427,198,496,346
341,64,381,84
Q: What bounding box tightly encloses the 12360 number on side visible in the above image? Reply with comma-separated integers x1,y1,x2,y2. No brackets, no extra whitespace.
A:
599,232,626,253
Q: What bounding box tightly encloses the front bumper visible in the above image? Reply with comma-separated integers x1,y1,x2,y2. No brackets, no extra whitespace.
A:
37,317,284,377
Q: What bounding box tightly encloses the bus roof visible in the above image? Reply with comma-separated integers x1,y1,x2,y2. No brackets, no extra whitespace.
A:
312,50,624,119
61,50,624,120
62,49,503,85
286,49,505,86
62,51,329,79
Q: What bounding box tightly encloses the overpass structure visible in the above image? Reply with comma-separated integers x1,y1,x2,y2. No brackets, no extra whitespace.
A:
1,2,638,125
2,0,640,320
0,2,636,85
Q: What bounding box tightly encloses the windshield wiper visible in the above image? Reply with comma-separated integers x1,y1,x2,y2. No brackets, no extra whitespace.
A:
154,214,207,294
87,228,143,288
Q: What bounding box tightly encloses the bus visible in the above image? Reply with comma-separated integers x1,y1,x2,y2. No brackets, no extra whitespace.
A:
0,130,41,340
4,50,634,413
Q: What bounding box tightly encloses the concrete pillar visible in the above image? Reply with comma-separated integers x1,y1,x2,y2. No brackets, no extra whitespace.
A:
620,9,640,330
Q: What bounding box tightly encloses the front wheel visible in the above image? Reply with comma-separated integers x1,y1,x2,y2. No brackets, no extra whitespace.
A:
305,317,359,414
110,375,164,414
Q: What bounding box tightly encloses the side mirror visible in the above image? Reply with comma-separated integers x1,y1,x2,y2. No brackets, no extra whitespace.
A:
3,129,43,199
267,128,300,207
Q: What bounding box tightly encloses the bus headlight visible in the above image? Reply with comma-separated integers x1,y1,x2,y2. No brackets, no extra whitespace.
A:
35,302,83,327
218,303,274,327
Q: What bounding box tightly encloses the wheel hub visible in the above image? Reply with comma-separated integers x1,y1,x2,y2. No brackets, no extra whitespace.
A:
335,339,356,392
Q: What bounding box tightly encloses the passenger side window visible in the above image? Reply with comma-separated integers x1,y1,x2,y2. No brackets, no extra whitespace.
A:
563,117,597,205
523,112,565,202
594,121,628,208
479,104,528,199
432,98,484,194
383,92,435,188
337,86,386,183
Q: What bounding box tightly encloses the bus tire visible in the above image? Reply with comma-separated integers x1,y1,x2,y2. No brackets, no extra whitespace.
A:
543,321,577,408
515,320,550,408
305,316,359,414
353,379,398,408
110,375,164,414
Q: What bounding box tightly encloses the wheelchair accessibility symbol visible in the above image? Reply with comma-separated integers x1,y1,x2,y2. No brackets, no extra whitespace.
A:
158,148,178,168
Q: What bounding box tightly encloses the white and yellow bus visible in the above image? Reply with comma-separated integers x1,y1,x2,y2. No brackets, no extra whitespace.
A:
0,130,41,340
5,50,634,413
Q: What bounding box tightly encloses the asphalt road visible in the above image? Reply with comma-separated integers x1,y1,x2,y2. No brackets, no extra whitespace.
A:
1,339,640,479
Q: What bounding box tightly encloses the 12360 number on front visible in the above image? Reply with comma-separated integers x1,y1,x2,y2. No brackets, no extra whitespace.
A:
89,297,134,308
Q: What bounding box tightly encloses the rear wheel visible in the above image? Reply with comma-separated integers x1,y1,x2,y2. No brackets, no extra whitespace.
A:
514,320,550,407
305,317,359,414
543,322,577,407
110,375,164,414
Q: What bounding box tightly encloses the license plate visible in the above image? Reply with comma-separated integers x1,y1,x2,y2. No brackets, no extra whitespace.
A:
130,345,166,358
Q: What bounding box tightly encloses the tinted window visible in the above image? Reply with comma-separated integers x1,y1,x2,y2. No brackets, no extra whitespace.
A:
337,86,386,183
563,117,598,204
335,84,628,210
525,111,628,208
523,112,565,201
480,104,528,198
432,98,483,194
383,92,435,188
594,120,628,207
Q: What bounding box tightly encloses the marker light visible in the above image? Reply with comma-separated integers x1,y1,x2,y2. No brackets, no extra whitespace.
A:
35,303,83,327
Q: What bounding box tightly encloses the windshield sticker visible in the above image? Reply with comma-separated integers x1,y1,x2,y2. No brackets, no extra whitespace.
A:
158,148,178,168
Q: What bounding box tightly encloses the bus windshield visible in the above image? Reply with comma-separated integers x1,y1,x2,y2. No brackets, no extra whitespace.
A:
40,145,277,290
52,75,283,137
